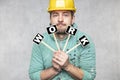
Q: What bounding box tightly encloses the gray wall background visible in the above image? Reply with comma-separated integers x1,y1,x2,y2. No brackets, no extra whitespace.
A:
0,0,120,80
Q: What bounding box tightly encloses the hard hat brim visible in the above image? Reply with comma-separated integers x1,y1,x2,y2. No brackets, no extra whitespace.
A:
48,8,76,12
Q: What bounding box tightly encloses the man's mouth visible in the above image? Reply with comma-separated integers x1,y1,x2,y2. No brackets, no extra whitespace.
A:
56,23,66,27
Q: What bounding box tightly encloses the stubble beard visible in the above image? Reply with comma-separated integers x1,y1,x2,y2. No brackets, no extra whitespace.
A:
56,29,66,35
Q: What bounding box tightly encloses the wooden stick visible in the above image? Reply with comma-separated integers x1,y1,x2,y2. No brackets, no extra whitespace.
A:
63,34,71,51
41,41,56,52
66,42,81,54
53,33,60,50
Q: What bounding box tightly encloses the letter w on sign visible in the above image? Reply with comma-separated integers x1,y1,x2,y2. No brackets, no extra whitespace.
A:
33,33,44,44
79,35,89,47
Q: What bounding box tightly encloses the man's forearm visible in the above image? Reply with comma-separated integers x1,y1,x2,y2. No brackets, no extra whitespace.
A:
40,67,59,80
64,63,84,80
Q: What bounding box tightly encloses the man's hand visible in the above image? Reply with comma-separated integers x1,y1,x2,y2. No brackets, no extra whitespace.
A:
52,51,70,69
52,58,61,72
52,51,84,80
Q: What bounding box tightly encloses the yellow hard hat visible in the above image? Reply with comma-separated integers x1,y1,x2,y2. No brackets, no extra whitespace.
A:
48,0,76,12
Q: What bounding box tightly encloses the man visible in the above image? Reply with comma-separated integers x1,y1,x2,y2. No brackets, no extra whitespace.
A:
29,0,96,80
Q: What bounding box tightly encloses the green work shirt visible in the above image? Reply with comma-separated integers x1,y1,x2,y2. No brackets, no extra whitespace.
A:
29,24,96,80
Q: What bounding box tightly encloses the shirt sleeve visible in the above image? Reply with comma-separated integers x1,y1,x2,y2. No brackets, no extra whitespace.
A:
79,38,96,80
29,43,44,80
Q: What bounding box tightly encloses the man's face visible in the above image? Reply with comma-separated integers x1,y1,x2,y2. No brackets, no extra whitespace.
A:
50,10,74,34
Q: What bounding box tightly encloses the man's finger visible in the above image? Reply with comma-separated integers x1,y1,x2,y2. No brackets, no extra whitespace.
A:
52,58,62,65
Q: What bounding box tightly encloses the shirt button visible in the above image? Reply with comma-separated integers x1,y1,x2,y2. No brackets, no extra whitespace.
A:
74,54,76,56
66,49,69,51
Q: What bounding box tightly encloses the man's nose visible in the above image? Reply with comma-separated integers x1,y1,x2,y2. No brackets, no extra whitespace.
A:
58,15,63,22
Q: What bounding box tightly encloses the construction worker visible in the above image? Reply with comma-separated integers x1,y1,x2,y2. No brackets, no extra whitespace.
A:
29,0,96,80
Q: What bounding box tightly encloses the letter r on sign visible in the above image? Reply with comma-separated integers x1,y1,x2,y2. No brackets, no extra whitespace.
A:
66,26,77,35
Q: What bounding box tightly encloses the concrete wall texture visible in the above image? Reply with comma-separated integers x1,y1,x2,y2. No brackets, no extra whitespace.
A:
0,0,120,80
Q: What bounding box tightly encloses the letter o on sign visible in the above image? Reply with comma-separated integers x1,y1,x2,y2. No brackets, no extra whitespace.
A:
47,25,57,34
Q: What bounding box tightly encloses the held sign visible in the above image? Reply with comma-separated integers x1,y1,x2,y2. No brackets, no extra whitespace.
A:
66,26,77,35
79,35,89,47
33,33,44,44
47,25,57,34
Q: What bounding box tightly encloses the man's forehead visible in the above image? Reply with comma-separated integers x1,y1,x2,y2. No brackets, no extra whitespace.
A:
51,10,71,14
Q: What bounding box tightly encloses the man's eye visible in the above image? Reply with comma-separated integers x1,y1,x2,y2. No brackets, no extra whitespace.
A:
52,14,58,17
64,14,69,16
